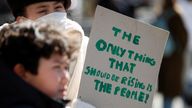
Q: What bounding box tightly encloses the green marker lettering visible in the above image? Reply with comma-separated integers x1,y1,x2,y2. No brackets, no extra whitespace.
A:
112,26,122,37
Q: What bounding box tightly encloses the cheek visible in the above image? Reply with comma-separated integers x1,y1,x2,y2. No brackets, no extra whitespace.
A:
39,69,60,89
25,10,43,20
26,13,42,20
46,72,60,86
41,73,60,97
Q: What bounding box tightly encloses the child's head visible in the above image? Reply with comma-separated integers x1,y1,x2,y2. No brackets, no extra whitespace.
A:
0,20,81,99
6,0,71,20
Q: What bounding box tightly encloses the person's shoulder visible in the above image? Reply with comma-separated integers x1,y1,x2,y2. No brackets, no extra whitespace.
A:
82,35,89,42
81,36,89,51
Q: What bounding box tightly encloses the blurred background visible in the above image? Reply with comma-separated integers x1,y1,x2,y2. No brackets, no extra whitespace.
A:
1,0,192,108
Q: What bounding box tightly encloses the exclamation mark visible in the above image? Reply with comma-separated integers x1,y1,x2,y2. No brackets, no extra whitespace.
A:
145,94,149,104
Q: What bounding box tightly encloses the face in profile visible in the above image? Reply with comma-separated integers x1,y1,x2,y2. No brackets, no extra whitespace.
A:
24,53,70,99
24,1,65,20
0,20,81,100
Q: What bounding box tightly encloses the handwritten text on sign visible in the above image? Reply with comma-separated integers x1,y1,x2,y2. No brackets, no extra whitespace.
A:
83,26,155,103
78,5,169,108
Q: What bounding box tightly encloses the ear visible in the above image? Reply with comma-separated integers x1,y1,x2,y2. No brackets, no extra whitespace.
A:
16,16,28,23
13,64,27,79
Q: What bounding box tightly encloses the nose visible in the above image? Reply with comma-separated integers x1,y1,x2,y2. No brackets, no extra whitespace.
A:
47,10,55,15
46,7,56,15
61,70,70,86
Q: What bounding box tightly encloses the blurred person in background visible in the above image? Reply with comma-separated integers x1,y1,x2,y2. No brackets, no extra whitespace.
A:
175,0,192,107
152,0,188,108
98,0,150,18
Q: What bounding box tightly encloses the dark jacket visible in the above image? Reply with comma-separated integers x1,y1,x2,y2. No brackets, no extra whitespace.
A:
0,62,67,108
153,8,187,97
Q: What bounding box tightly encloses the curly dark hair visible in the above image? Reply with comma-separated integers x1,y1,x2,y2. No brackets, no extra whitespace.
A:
0,20,75,75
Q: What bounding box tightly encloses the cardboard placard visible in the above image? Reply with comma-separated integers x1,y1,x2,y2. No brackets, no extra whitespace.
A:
78,5,169,108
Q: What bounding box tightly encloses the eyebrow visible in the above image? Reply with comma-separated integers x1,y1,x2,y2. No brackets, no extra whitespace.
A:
53,1,62,5
53,59,68,65
36,5,49,9
36,2,62,9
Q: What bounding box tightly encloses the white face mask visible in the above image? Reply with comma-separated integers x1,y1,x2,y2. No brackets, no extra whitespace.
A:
35,12,84,36
35,12,69,28
36,12,67,22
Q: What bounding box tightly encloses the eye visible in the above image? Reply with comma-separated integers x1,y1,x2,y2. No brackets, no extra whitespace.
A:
53,65,62,73
63,65,69,71
53,64,68,74
54,5,65,11
37,9,49,15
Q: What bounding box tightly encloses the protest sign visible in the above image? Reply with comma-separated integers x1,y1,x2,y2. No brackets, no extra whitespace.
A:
78,5,169,108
